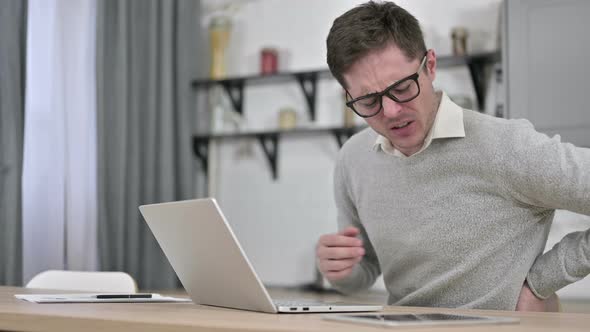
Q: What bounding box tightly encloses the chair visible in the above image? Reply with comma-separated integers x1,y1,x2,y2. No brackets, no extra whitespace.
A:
26,270,138,293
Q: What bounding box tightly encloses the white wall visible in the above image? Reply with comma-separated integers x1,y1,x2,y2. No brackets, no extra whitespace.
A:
200,0,503,286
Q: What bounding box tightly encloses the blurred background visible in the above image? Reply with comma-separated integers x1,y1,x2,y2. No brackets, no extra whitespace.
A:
1,0,589,312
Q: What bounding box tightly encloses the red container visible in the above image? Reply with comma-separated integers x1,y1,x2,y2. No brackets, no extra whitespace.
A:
260,48,278,75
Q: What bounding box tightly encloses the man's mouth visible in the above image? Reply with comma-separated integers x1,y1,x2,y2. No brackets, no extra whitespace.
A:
391,121,412,129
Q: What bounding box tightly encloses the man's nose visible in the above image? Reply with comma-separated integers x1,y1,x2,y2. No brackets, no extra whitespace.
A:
381,95,402,118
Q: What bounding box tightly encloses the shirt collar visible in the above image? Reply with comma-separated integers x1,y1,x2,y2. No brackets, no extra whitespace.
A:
373,91,466,157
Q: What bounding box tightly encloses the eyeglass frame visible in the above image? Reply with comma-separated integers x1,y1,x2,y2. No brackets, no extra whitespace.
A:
345,53,428,118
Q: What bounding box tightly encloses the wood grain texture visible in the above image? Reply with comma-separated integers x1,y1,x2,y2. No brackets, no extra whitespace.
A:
1,286,589,332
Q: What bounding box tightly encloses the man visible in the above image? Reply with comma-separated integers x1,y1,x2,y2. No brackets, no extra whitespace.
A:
316,1,590,311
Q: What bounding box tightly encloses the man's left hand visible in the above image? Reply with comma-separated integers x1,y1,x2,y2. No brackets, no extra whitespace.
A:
516,281,559,312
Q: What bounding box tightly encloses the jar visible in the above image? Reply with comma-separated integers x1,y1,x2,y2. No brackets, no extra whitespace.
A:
451,27,468,56
260,48,278,75
209,16,231,79
278,108,297,130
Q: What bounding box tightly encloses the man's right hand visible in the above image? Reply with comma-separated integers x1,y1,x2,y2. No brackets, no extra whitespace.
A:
316,226,366,282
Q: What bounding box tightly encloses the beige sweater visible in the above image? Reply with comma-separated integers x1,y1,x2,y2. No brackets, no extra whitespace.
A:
331,110,590,310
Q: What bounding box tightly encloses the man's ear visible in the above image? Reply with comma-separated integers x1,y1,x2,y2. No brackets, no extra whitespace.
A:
426,49,437,81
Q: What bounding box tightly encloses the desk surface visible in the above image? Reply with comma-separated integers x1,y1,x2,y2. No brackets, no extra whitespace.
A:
1,286,589,332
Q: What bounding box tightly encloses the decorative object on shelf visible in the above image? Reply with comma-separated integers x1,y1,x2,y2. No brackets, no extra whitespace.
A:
278,107,297,130
260,47,279,75
451,27,468,56
209,16,232,79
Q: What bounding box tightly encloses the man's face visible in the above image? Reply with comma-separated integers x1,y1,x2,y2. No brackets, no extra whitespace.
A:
343,43,438,156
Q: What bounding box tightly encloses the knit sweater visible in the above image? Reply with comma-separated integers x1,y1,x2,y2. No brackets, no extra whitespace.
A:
331,109,590,310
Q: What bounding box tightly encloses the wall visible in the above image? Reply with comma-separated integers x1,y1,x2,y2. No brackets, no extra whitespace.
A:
199,0,503,287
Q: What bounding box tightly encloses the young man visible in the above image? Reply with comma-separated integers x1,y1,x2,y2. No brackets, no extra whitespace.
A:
316,1,590,311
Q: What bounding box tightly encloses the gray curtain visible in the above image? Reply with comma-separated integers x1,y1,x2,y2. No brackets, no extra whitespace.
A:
96,0,205,290
0,0,26,286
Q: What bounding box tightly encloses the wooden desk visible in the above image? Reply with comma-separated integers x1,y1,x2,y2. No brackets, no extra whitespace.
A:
1,286,589,332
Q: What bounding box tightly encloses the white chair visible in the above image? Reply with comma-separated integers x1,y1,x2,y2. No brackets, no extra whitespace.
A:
26,270,138,293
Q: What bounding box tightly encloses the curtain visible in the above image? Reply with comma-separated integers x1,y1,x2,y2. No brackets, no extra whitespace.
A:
96,0,204,290
0,0,27,286
22,0,98,283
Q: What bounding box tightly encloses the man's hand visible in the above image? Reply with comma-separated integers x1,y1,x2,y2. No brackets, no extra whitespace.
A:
516,281,559,312
316,227,365,282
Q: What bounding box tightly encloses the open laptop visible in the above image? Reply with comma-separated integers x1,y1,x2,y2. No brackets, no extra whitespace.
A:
139,198,383,314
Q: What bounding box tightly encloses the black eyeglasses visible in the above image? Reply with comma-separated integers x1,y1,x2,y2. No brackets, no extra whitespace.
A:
345,54,427,118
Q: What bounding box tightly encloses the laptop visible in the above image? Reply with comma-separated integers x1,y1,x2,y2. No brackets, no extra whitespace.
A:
139,198,383,314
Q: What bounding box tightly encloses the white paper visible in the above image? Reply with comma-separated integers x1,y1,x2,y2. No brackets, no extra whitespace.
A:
15,293,192,303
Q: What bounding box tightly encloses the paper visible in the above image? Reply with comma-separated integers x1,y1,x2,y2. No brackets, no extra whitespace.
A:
15,293,192,304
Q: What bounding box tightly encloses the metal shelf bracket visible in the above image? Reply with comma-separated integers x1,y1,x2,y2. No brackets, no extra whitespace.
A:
192,137,210,175
331,127,357,148
467,59,492,111
294,72,318,121
256,133,279,180
221,80,245,115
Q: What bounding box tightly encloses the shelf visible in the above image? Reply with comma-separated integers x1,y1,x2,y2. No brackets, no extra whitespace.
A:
191,69,333,88
192,70,331,121
192,125,366,179
436,51,500,67
191,51,501,180
191,51,500,114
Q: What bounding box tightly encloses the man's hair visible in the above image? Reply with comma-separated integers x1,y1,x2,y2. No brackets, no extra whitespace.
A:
326,1,427,88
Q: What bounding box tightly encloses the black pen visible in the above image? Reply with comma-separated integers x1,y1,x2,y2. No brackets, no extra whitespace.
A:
95,293,152,299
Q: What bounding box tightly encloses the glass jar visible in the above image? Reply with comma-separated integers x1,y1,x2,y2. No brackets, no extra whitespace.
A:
260,48,278,75
451,27,468,56
209,16,231,79
278,108,297,130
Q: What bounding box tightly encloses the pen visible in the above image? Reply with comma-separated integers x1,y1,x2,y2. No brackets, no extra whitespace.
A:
95,294,152,299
